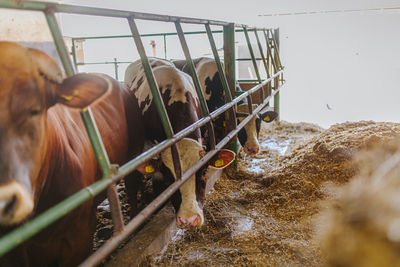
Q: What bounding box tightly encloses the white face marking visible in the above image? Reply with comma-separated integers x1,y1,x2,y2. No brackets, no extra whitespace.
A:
160,138,204,225
124,59,199,114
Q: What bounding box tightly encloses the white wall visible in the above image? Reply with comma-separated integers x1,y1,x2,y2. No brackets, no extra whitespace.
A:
3,0,399,128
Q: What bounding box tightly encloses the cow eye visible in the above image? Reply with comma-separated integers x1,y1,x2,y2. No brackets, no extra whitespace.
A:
30,109,41,116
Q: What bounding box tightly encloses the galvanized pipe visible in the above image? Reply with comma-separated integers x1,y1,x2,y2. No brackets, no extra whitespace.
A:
175,21,216,151
107,183,125,233
79,86,282,267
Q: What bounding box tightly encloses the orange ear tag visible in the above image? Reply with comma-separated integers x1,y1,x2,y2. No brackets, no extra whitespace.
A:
214,159,224,167
145,165,155,174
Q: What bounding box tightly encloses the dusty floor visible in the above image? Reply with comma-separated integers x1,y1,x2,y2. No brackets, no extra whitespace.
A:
148,120,400,266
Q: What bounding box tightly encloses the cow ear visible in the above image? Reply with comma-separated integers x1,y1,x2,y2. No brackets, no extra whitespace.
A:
260,111,278,123
54,73,112,109
208,149,236,169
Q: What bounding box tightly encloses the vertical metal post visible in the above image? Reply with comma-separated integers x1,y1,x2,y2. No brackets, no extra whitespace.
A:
273,28,280,120
243,27,262,84
243,26,264,113
254,29,271,101
263,30,277,73
127,17,174,139
113,57,119,81
127,17,181,178
223,23,238,158
163,34,167,59
271,29,283,70
175,21,216,151
204,24,236,131
107,184,124,233
44,9,126,236
71,38,78,72
45,9,112,177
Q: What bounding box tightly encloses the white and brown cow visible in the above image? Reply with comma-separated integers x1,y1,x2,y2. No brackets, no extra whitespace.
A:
124,58,233,228
173,57,278,155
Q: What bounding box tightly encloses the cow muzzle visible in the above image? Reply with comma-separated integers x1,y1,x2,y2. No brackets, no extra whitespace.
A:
0,181,34,225
245,144,260,155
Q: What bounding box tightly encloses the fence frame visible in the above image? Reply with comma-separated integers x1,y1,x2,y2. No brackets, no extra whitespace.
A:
0,1,284,265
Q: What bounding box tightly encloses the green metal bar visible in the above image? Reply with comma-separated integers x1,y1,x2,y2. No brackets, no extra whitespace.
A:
70,29,251,42
0,179,113,256
270,29,283,70
263,29,278,72
127,17,174,139
174,22,211,117
254,30,271,79
223,23,238,160
76,61,133,65
253,29,270,102
205,24,233,103
205,23,237,147
243,26,262,84
0,0,231,26
174,21,216,150
45,9,112,177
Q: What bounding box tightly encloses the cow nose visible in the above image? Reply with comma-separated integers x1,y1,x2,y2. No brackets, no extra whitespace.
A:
0,182,34,225
245,144,259,155
177,214,202,228
0,195,17,218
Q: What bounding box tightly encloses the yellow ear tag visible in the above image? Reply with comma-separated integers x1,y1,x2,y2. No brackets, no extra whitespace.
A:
61,94,74,101
263,116,271,122
223,121,226,127
214,159,224,167
145,165,155,174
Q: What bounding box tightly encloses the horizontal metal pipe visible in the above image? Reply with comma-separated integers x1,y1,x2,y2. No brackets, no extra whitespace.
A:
0,0,231,26
0,179,112,256
71,29,250,41
79,86,282,267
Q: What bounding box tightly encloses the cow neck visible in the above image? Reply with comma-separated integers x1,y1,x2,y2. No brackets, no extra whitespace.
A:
35,105,96,208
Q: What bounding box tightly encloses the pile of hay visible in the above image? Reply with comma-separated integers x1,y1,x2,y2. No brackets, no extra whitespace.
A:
316,137,400,267
151,121,400,266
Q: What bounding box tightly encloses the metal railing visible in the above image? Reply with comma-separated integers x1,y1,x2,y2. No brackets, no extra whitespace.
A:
0,0,284,265
70,30,282,83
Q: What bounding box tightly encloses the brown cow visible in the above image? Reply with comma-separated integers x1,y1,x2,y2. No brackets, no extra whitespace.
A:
0,42,144,266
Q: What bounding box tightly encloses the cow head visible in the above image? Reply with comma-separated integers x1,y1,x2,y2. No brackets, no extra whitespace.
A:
236,104,278,155
159,139,234,228
0,42,111,225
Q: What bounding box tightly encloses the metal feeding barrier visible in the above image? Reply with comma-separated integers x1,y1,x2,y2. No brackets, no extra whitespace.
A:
0,0,284,265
